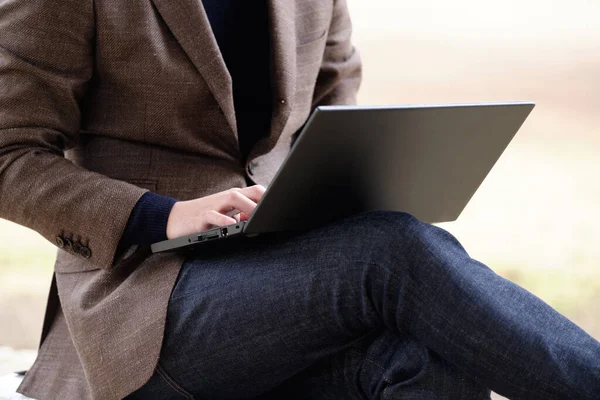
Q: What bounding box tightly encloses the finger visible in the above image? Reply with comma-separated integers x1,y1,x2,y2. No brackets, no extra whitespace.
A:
239,212,250,222
224,208,240,218
204,210,237,228
224,209,242,223
217,190,257,216
238,185,266,203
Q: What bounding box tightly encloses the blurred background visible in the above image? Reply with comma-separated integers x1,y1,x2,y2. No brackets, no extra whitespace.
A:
352,0,599,335
1,0,598,395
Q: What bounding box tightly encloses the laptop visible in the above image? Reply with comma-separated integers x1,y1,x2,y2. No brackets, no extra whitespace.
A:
150,101,535,253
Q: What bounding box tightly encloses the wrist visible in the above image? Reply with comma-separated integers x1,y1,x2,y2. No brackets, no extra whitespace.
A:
120,192,178,247
166,200,186,240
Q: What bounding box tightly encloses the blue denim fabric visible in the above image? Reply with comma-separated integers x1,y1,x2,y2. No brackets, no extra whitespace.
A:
128,211,600,399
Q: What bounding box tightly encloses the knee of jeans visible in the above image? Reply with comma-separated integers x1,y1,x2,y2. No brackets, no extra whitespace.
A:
311,211,426,288
350,211,420,238
345,211,422,258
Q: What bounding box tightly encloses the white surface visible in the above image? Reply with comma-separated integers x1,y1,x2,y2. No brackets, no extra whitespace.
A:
0,374,33,400
0,348,35,376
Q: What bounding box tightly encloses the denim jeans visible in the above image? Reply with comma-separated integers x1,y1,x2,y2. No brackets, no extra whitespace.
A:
128,211,600,399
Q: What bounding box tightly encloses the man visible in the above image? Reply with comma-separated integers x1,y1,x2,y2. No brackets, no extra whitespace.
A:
1,0,599,399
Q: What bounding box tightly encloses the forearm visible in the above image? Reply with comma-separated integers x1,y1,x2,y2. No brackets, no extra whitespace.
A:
0,138,149,267
0,0,149,269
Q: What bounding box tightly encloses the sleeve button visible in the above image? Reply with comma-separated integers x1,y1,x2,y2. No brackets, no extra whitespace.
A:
72,241,82,254
79,246,92,259
55,236,65,249
64,238,73,250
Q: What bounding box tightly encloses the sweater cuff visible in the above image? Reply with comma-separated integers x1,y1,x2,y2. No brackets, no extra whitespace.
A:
119,191,178,248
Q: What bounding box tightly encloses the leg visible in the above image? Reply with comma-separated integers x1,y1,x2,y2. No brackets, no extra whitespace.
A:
131,329,490,400
131,211,600,399
356,212,600,399
258,329,491,400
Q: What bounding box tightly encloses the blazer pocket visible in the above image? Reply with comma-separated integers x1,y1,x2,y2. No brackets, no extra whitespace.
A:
296,29,328,67
297,28,327,47
127,179,157,192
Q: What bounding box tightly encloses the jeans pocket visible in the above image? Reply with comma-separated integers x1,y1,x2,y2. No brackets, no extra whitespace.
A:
154,363,196,400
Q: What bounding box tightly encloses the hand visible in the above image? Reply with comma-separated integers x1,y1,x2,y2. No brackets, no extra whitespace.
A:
166,185,266,239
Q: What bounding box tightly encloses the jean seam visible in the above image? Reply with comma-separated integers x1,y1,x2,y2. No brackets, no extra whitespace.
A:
359,254,570,398
348,349,395,400
347,350,393,384
382,386,392,400
156,363,195,399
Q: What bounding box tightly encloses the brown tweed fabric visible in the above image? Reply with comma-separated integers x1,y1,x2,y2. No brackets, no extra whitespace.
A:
0,0,361,398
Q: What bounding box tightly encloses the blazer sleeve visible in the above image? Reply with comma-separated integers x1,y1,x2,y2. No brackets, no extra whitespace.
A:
0,0,148,270
311,0,363,107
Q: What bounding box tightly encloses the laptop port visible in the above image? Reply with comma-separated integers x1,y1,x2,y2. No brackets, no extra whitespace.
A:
221,227,228,237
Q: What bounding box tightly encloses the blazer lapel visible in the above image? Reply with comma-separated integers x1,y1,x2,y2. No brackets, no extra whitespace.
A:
150,0,237,137
265,0,297,150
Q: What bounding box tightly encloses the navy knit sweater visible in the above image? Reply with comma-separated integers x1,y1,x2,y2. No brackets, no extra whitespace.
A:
120,0,271,248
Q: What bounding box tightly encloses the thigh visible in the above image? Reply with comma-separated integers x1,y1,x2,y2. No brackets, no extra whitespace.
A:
155,212,407,398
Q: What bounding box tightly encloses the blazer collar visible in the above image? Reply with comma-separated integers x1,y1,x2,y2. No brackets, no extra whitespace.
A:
150,0,297,154
150,0,237,137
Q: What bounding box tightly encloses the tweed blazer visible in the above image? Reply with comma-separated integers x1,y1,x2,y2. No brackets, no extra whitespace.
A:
0,0,361,398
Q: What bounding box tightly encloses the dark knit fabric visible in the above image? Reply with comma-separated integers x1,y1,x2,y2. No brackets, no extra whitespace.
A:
203,0,272,158
119,0,272,247
119,192,177,247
